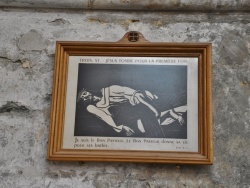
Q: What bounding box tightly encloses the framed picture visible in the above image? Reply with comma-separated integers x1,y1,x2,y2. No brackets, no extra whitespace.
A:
47,32,213,164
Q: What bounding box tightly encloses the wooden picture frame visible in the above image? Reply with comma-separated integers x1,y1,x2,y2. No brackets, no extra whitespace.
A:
47,32,213,164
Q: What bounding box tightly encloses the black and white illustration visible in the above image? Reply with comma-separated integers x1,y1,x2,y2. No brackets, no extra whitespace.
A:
74,63,187,139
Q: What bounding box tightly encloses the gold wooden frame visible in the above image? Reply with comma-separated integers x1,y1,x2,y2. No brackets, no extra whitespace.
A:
47,32,213,164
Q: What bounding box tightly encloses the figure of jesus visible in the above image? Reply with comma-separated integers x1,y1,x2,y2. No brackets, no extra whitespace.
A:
77,85,186,137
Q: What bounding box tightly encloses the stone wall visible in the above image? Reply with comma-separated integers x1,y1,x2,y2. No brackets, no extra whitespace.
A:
0,0,249,10
0,1,249,188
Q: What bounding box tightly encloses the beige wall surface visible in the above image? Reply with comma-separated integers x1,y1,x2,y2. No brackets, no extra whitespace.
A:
0,2,249,188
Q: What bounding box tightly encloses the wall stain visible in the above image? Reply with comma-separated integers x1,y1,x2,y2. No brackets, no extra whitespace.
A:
88,0,95,10
21,60,31,69
120,19,140,30
86,17,106,23
240,81,249,87
0,101,30,113
48,18,70,26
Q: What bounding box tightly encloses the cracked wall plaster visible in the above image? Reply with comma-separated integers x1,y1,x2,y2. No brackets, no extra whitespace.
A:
0,7,249,188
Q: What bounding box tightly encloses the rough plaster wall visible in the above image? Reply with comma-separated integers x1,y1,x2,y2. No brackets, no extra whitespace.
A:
0,7,249,188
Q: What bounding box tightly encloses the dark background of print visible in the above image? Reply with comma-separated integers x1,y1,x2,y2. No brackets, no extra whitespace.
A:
74,63,187,138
